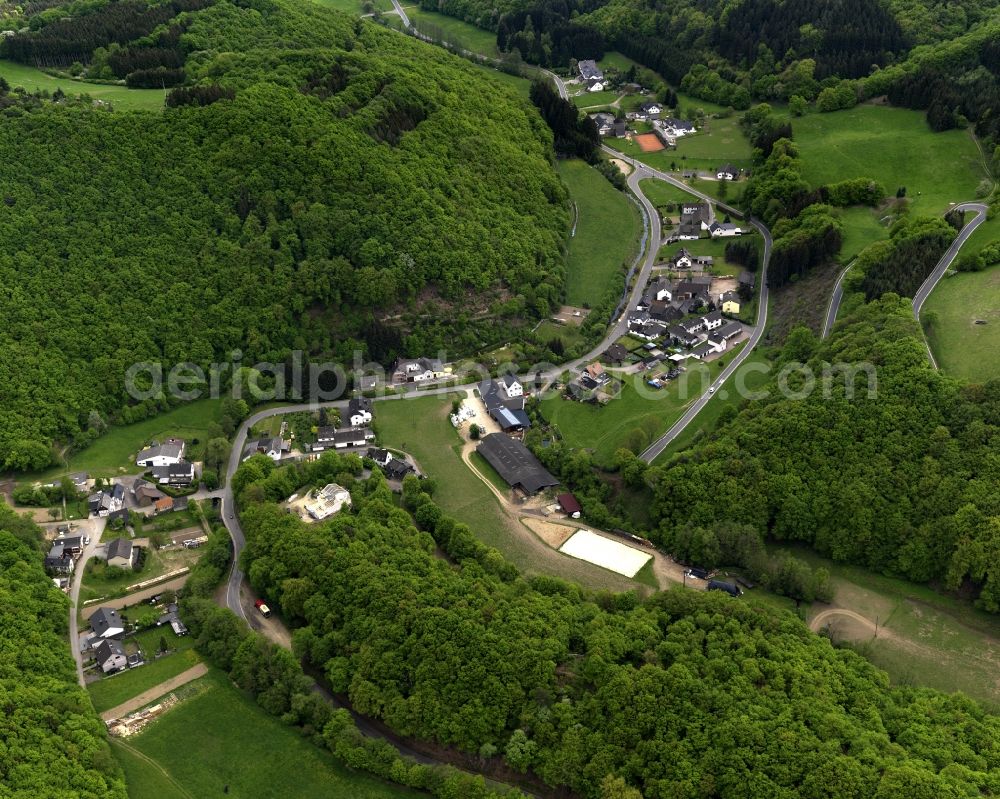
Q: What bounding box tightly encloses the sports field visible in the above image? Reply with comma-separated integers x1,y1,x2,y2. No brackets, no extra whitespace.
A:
635,133,664,152
559,530,651,576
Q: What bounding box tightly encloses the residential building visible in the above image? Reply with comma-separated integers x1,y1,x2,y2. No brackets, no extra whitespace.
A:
701,310,723,331
481,375,525,415
477,434,558,495
677,219,700,240
577,59,603,81
690,341,713,359
681,202,711,227
154,496,175,514
156,603,188,636
347,397,373,427
366,448,393,467
131,478,165,507
242,436,288,462
152,461,196,486
68,472,89,490
384,458,415,481
95,639,128,674
707,334,727,353
603,343,628,364
90,607,125,639
391,357,445,384
661,117,695,136
709,221,742,237
716,164,739,180
44,543,74,575
58,535,84,555
720,291,741,315
136,438,185,468
739,271,756,289
88,484,125,517
589,112,615,136
639,101,662,117
106,538,135,570
717,321,743,341
305,483,352,520
586,78,606,92
668,325,700,347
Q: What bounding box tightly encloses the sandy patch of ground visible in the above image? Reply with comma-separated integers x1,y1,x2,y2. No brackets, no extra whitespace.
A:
559,529,652,577
552,306,588,326
610,158,631,175
521,516,576,549
712,276,737,296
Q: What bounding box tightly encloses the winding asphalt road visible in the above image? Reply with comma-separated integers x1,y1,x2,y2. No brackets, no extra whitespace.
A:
599,147,774,463
822,202,987,353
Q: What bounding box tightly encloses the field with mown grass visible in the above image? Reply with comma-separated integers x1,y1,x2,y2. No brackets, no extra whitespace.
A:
374,394,643,591
922,263,1000,381
0,60,165,110
559,159,641,307
542,345,744,467
791,105,986,216
114,670,421,798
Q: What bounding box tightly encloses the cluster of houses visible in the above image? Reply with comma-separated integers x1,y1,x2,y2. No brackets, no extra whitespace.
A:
626,267,751,361
308,397,376,454
135,438,197,487
671,201,743,242
86,600,187,675
390,357,446,384
44,529,86,579
577,59,606,92
566,361,615,403
480,374,532,435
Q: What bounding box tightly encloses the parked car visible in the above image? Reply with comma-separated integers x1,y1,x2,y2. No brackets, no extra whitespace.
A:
254,599,271,618
684,567,711,580
148,594,163,606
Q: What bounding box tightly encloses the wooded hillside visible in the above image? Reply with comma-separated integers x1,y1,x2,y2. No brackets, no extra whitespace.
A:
0,506,126,798
0,0,568,470
230,462,1000,799
648,297,1000,611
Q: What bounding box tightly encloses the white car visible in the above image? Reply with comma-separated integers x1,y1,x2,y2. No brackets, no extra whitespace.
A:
708,386,716,394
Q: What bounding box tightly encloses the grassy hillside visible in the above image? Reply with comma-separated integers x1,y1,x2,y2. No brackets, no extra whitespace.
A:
559,159,641,307
923,264,1000,381
117,670,419,799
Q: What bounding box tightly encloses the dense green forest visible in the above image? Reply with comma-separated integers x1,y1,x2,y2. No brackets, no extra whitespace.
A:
646,297,1000,611
0,505,127,798
0,0,569,470
226,456,1000,799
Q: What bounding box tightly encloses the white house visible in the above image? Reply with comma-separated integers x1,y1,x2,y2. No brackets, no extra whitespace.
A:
391,357,445,384
709,221,742,238
347,397,373,427
95,639,128,674
89,607,125,639
242,436,287,462
707,334,727,354
701,311,723,331
586,79,605,92
305,483,352,520
136,438,185,468
716,164,739,180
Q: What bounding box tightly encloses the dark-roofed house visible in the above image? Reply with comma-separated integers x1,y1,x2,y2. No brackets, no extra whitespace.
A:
603,343,628,364
391,357,445,384
136,438,185,468
44,543,74,575
58,535,84,555
333,427,374,449
716,164,739,180
131,478,165,507
69,472,89,490
477,434,558,495
366,448,393,467
709,220,742,237
668,325,700,347
385,458,415,481
557,493,582,518
157,603,188,636
677,218,700,240
347,397,373,426
90,607,125,639
577,59,603,81
95,639,128,674
152,462,196,486
702,310,723,331
690,341,713,359
739,270,756,288
242,436,288,462
106,538,135,570
88,485,124,517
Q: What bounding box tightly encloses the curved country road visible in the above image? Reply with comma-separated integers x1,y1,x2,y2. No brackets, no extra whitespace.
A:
824,202,987,345
599,147,774,463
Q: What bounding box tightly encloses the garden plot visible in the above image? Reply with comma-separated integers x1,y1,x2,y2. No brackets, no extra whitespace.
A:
559,530,652,577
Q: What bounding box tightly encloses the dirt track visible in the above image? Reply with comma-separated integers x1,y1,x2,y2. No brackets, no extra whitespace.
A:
100,662,208,721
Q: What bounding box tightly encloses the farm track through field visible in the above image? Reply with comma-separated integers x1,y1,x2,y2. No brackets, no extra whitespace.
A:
113,740,196,799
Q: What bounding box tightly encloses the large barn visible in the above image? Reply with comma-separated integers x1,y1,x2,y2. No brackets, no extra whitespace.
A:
477,434,558,495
